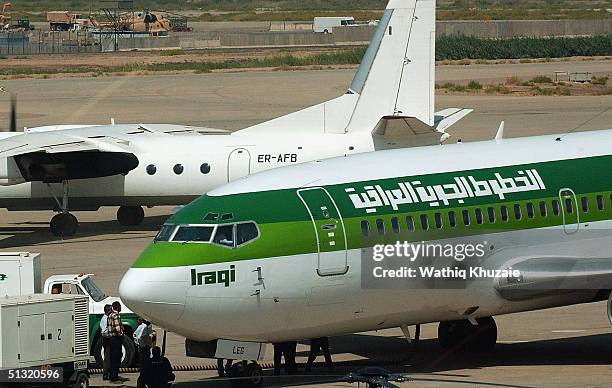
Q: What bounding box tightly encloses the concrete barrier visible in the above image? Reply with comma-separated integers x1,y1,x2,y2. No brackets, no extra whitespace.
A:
217,19,611,48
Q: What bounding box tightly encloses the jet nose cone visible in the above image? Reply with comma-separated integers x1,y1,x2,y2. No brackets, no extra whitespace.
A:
118,268,147,315
119,268,188,329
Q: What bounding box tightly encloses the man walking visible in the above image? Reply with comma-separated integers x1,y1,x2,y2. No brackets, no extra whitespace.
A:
108,301,127,383
305,337,333,372
100,304,112,380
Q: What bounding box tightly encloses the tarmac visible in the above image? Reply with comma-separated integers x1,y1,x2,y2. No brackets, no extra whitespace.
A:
0,60,611,387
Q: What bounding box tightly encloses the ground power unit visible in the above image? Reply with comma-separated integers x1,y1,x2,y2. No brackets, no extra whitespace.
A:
0,294,90,387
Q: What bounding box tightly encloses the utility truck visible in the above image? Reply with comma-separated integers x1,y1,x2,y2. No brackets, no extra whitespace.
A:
0,252,140,367
313,16,355,33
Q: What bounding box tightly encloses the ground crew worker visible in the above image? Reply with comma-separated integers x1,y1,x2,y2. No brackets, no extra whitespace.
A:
273,341,298,375
142,346,175,388
100,304,112,380
133,318,153,388
305,337,333,372
108,301,127,383
217,358,233,377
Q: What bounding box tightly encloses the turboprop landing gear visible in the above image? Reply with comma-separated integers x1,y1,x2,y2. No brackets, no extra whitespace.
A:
117,206,145,226
228,361,263,388
47,181,79,237
438,316,497,352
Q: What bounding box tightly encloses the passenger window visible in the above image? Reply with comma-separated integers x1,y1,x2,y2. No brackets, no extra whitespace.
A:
391,217,400,233
448,211,457,228
434,213,443,229
475,208,484,225
581,197,589,213
376,219,385,235
200,163,211,174
539,201,547,217
213,225,235,248
420,214,429,231
155,224,176,242
462,210,470,226
597,195,605,211
552,199,560,216
405,216,415,232
236,222,259,246
514,204,522,220
361,220,370,237
487,207,495,223
501,205,509,222
565,197,574,214
172,225,214,243
526,203,535,219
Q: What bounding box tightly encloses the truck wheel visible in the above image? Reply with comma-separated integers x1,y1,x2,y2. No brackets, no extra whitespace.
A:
93,336,136,368
93,336,104,368
69,372,89,388
121,336,137,367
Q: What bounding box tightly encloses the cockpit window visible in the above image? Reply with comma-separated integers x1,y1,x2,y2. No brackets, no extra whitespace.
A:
237,222,259,246
154,225,176,242
213,224,235,248
172,225,214,243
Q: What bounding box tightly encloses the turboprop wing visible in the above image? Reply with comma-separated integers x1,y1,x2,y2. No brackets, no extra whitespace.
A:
0,123,228,185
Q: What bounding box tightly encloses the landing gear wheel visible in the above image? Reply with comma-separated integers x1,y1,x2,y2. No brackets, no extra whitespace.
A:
469,317,497,351
438,317,497,352
50,213,78,237
228,361,263,388
117,206,145,226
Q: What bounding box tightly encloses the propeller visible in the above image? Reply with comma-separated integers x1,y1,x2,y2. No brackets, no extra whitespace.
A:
9,93,16,132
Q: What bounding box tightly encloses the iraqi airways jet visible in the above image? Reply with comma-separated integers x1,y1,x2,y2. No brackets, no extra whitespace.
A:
119,125,612,384
0,0,470,237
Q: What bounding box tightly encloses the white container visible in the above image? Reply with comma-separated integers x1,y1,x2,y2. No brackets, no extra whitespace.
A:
0,252,42,297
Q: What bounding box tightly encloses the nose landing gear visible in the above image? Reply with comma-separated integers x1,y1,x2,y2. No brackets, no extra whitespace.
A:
228,361,263,388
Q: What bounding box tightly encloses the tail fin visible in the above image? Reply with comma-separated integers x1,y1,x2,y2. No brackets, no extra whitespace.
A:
346,0,436,132
236,0,439,137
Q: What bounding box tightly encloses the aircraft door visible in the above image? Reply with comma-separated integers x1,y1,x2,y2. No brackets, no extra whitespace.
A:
559,188,579,234
297,188,349,276
227,148,251,182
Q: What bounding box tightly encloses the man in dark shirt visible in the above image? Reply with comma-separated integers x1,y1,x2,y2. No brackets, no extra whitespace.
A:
142,346,175,388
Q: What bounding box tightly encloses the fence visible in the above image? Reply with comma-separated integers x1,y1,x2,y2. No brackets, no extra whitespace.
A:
0,30,102,55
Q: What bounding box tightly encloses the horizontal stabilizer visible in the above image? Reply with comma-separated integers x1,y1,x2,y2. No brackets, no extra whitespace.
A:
434,108,473,132
372,115,449,149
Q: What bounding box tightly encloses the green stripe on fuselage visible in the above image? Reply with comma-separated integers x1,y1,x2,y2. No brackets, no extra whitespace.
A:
132,155,612,268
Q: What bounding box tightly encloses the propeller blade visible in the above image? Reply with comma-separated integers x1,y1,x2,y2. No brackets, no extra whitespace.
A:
9,93,16,132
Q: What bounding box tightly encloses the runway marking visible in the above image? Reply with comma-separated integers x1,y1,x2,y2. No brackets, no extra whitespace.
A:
497,340,529,344
550,329,586,333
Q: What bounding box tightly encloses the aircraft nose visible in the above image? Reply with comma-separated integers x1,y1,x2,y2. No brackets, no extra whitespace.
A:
119,268,187,329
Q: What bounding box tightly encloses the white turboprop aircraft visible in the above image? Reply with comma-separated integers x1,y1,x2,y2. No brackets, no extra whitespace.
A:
0,0,470,237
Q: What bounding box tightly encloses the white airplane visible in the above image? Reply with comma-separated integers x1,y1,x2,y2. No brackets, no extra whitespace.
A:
0,0,470,237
